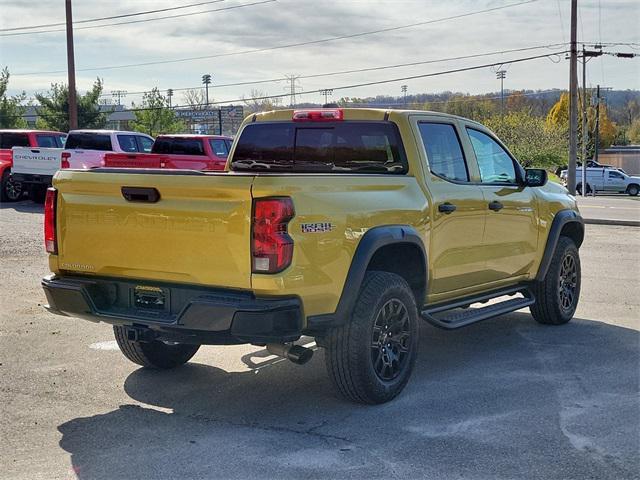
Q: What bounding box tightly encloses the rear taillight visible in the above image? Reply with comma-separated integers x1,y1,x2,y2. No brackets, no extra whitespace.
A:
252,198,294,273
61,152,70,169
44,188,57,254
292,108,343,122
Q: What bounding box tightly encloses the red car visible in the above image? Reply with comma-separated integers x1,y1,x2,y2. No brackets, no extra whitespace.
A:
104,135,233,170
0,129,66,202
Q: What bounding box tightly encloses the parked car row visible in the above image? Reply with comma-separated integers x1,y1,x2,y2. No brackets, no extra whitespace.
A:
0,128,233,203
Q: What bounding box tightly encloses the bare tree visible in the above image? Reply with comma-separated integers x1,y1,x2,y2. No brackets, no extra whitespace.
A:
181,88,207,110
241,89,282,115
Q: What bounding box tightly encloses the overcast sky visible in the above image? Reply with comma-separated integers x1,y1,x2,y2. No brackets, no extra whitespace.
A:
0,0,638,106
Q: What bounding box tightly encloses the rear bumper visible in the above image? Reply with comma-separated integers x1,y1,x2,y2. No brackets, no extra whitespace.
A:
42,275,303,344
11,173,53,186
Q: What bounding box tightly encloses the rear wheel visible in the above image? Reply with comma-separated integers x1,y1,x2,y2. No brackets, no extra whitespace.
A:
323,271,419,404
627,184,639,196
576,183,592,195
113,325,200,369
530,236,581,325
1,170,22,202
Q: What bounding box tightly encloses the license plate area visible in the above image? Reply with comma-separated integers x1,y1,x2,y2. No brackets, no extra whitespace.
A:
132,285,169,312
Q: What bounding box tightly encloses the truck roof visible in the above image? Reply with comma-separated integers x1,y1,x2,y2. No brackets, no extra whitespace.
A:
156,134,232,140
251,108,484,127
68,129,151,136
0,129,66,135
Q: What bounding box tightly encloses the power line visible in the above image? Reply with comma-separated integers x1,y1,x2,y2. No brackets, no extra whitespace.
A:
10,50,567,120
91,43,568,99
0,1,274,37
12,0,539,76
0,0,228,32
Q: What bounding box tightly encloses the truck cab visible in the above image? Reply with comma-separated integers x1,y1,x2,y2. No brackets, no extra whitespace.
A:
62,130,154,170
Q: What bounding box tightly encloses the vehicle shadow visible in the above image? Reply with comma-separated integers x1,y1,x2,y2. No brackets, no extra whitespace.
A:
0,200,43,213
58,313,639,479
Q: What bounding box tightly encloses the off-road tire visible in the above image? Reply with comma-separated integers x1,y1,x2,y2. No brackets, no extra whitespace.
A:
530,236,581,325
627,184,639,196
113,325,200,369
324,271,419,404
1,170,22,202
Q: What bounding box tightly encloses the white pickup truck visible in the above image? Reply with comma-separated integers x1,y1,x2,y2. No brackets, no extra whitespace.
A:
561,166,640,196
11,147,65,202
63,130,154,169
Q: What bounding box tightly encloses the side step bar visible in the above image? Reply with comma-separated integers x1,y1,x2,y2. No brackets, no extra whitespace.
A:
421,286,535,330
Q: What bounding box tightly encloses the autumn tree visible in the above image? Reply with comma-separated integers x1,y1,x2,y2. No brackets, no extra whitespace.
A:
35,78,106,131
130,88,185,136
628,118,640,144
0,67,27,128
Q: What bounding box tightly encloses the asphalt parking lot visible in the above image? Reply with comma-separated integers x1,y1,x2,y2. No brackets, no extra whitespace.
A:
1,201,638,480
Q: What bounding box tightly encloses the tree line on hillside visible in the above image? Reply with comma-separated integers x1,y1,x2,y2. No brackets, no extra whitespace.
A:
1,65,640,172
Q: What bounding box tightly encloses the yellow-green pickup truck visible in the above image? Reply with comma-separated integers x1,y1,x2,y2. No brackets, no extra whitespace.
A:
42,108,584,404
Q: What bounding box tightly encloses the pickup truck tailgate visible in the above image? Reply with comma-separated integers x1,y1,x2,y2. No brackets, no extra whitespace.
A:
53,170,254,289
12,147,62,175
103,152,166,169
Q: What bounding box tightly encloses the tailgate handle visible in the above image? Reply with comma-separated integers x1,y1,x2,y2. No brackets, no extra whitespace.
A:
121,186,160,203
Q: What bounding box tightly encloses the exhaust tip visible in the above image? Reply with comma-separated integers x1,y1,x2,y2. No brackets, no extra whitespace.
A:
286,345,314,365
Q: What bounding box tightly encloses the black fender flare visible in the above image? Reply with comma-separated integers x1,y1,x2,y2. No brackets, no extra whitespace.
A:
306,225,427,331
535,209,584,282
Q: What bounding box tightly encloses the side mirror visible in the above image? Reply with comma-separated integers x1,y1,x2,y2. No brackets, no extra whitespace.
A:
524,168,547,187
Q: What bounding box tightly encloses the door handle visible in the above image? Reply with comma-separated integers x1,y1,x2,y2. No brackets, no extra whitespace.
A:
121,186,160,203
488,201,504,211
438,202,457,214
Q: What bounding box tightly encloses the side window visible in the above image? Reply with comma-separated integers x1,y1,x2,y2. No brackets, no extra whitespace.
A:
209,139,229,157
136,136,153,153
117,135,138,153
467,128,517,184
417,122,468,182
608,171,623,179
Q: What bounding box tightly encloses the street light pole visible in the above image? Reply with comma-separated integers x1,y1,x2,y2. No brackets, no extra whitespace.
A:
65,0,78,130
202,74,212,106
401,85,408,108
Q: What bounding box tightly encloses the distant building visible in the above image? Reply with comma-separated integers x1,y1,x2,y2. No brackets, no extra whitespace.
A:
598,146,640,175
22,104,135,130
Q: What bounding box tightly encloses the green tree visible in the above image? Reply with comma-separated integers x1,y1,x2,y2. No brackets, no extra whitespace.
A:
628,118,640,144
130,88,184,136
486,111,567,169
0,67,27,128
35,78,106,131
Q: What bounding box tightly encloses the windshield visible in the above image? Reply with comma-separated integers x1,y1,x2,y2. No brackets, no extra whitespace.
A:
231,121,407,173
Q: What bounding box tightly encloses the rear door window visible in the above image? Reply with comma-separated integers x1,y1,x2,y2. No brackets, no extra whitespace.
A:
36,134,65,148
209,139,229,157
0,133,30,148
417,123,468,182
152,138,205,155
232,122,407,173
65,133,112,151
117,135,139,152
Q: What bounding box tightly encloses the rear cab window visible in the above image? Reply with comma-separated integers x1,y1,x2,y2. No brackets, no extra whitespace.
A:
36,134,66,148
152,138,205,156
117,135,139,153
66,133,113,151
231,122,407,173
0,133,30,149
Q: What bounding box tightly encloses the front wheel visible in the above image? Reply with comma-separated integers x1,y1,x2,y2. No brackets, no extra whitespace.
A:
323,271,419,404
627,184,639,196
530,236,581,325
113,325,200,369
1,170,23,202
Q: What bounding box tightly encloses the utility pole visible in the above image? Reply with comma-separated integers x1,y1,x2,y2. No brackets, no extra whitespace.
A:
496,70,506,118
594,84,600,165
320,89,333,105
167,89,173,107
285,74,301,107
567,0,578,195
401,85,408,108
111,90,127,106
581,46,587,196
65,0,78,130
